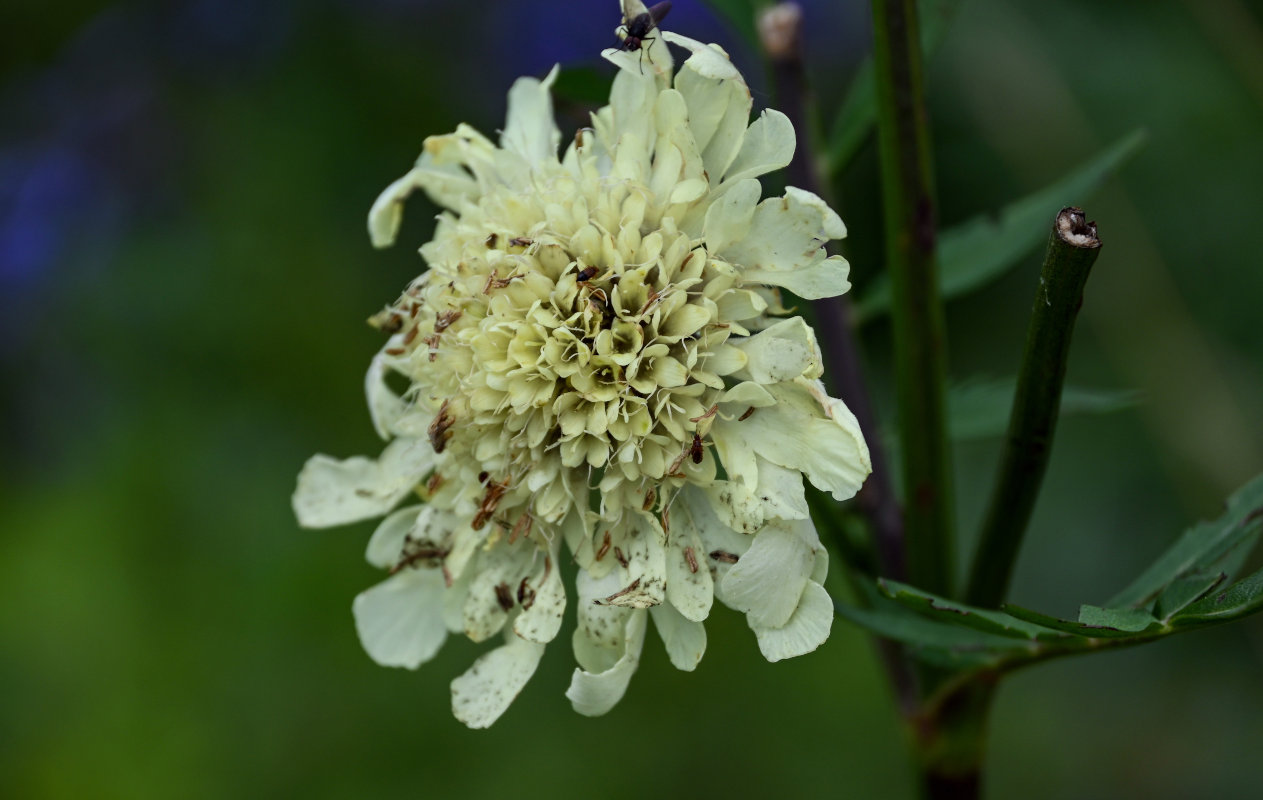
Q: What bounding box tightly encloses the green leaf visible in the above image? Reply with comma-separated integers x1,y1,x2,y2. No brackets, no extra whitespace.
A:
1077,604,1162,634
947,377,1140,441
837,607,1027,670
1153,571,1226,621
699,0,761,52
1001,603,1158,640
878,579,1067,641
1171,567,1263,627
836,599,1026,651
835,584,1032,670
823,60,875,176
824,0,958,174
833,476,1263,677
1106,473,1263,608
855,129,1148,322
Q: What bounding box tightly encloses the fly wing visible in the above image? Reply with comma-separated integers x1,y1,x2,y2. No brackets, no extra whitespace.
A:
621,0,649,24
646,1,673,27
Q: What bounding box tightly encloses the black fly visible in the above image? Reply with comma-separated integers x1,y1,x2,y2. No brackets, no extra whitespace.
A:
618,1,672,72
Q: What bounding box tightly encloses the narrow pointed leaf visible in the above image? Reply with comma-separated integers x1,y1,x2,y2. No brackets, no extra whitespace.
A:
1001,603,1160,640
823,59,875,175
835,597,1031,653
947,377,1140,441
824,0,958,174
1107,473,1263,608
1153,571,1226,621
1077,604,1162,634
878,578,1068,641
1170,567,1263,627
856,129,1147,322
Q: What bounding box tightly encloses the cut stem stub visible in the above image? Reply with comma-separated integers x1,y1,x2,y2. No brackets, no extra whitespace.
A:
966,206,1103,608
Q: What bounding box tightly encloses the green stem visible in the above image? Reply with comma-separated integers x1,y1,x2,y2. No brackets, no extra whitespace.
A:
825,0,962,176
912,680,995,800
871,0,954,597
966,208,1104,608
761,4,920,718
760,2,907,582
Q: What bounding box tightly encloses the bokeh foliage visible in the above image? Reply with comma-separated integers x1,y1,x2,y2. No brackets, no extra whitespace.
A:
2,1,1262,798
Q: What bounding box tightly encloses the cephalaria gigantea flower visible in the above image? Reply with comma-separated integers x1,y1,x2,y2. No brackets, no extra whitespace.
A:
294,5,870,728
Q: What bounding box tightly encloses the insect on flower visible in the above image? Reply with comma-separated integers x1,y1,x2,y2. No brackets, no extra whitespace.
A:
617,0,672,71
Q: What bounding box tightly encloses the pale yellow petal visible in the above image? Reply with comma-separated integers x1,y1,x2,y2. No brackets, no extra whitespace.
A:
500,66,562,168
353,569,448,669
293,438,434,528
720,520,814,628
450,632,546,729
722,109,795,184
650,602,707,671
753,580,833,662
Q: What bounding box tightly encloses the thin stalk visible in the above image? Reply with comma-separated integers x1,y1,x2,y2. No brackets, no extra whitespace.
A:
912,680,994,800
966,208,1104,608
825,0,963,176
759,2,907,583
760,2,915,712
871,0,954,597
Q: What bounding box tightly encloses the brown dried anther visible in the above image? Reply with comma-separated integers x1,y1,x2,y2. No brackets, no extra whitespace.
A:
428,400,455,454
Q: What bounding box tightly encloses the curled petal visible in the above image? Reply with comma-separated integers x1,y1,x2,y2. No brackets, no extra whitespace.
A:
364,505,424,569
663,32,741,82
451,631,546,729
567,592,648,717
366,342,409,438
753,458,810,521
721,188,851,300
367,156,478,247
716,379,871,501
720,521,814,629
752,580,833,662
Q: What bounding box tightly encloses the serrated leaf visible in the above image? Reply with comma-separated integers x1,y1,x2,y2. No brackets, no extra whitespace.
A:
1001,603,1159,640
856,129,1148,322
947,377,1140,441
1170,567,1263,627
1153,571,1226,621
878,579,1067,641
1077,604,1162,634
837,470,1263,675
1107,473,1263,609
699,0,760,52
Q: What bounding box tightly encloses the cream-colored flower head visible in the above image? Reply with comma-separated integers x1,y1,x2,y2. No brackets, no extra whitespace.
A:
294,3,870,729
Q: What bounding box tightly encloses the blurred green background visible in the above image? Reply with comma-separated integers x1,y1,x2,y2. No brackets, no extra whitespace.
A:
2,1,1261,798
